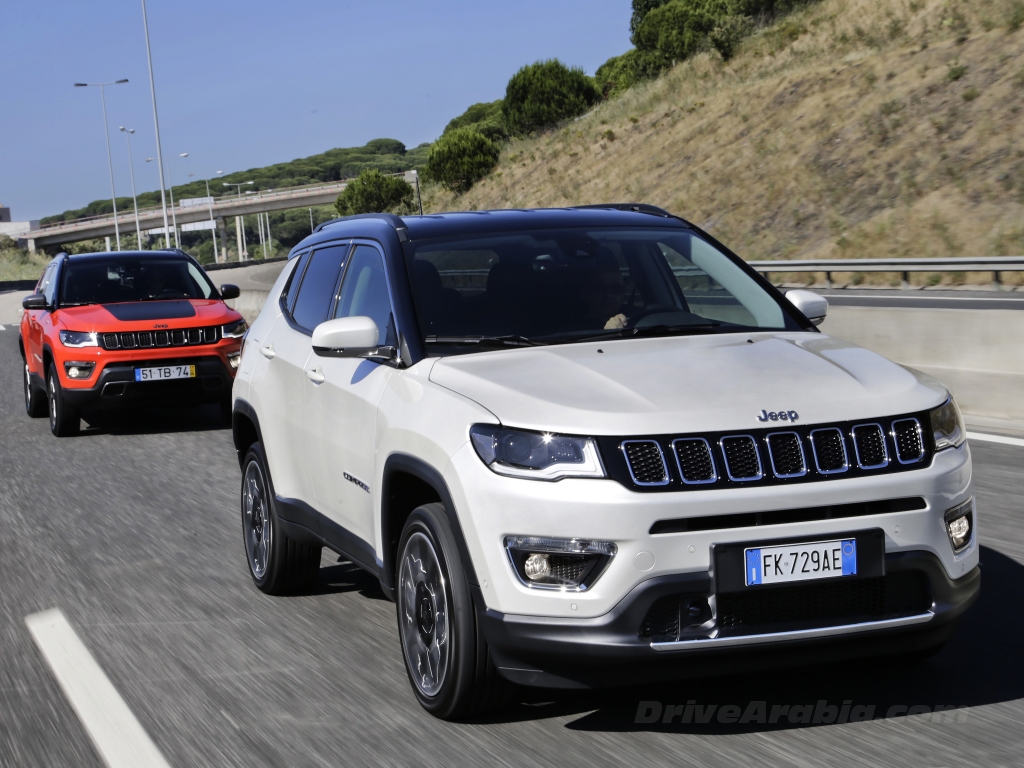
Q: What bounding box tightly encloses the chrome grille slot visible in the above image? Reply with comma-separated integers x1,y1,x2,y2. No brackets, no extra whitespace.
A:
766,432,806,478
203,327,218,343
852,424,888,469
155,331,169,346
721,436,762,481
119,333,136,348
810,428,848,474
187,328,201,344
892,419,924,464
673,438,717,484
102,333,119,349
622,440,669,486
171,330,186,345
136,331,153,347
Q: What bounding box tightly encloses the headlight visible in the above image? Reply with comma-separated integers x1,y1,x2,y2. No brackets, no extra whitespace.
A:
930,397,966,450
58,330,98,348
469,425,606,481
222,319,248,339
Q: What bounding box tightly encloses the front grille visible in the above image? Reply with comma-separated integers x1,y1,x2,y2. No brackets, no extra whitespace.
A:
673,438,717,484
853,424,888,468
716,571,931,634
893,419,924,463
766,432,806,478
811,428,848,473
622,441,669,485
721,436,761,481
641,571,932,642
101,326,221,350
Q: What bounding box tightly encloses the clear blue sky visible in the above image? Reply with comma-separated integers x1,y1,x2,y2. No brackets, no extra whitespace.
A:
1,1,632,221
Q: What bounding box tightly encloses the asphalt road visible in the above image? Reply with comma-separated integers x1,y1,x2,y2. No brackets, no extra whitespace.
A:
1,332,1022,768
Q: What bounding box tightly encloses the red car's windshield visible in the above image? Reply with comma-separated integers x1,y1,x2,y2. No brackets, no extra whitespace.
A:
59,258,216,306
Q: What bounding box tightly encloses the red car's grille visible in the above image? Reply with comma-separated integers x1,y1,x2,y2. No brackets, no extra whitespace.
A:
102,326,220,350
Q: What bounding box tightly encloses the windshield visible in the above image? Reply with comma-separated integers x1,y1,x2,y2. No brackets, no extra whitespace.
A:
407,227,803,349
59,258,216,306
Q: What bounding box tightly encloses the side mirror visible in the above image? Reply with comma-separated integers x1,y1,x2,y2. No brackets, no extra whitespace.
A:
786,289,828,327
22,294,47,310
219,284,241,300
312,316,380,356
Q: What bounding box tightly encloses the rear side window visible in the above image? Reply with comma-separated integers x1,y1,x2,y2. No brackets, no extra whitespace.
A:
285,252,311,313
291,245,349,332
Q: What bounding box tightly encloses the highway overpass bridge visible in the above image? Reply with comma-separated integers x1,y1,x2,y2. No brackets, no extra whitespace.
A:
20,180,353,253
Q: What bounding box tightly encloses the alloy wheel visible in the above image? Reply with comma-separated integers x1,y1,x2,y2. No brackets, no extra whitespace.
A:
242,460,272,579
48,373,57,428
398,531,451,698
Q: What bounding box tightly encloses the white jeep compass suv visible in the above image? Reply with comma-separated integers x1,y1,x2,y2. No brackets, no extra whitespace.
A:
230,205,979,720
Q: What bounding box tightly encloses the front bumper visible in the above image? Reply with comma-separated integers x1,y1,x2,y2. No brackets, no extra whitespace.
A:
478,551,980,688
59,354,234,411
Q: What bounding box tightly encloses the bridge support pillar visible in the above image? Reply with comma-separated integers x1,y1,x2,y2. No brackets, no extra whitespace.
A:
217,218,229,262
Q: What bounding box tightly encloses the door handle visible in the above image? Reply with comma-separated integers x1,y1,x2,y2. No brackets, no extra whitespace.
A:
260,344,275,359
305,367,325,384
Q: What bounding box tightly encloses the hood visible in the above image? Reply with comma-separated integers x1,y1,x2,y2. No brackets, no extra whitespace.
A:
428,332,948,436
55,299,240,331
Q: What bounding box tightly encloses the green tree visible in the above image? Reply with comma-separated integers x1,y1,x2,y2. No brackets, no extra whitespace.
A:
502,60,601,137
444,100,509,142
426,128,501,192
335,169,413,217
633,0,727,62
630,0,672,39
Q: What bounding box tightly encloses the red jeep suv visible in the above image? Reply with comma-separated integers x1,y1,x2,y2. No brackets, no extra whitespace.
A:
20,250,247,436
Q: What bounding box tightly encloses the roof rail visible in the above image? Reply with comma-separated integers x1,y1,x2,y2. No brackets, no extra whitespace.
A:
571,203,672,216
313,212,409,241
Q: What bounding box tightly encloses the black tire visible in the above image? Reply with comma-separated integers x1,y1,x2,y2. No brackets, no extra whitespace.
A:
47,366,79,437
240,443,321,594
23,360,46,418
395,503,511,720
219,396,233,427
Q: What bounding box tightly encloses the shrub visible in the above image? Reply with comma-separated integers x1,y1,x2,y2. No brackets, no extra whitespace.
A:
633,0,728,62
426,128,501,192
443,100,509,143
710,14,755,59
502,60,601,137
335,169,413,216
630,0,672,40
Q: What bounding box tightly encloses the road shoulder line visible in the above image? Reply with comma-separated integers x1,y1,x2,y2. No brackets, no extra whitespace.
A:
24,608,171,768
966,431,1024,448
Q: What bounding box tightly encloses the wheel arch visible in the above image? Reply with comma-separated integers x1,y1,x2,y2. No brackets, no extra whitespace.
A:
381,453,479,595
232,398,263,470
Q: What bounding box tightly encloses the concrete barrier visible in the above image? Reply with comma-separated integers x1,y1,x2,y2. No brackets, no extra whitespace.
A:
820,306,1024,427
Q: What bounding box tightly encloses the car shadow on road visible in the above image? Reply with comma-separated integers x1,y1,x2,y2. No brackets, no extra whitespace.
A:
315,560,389,601
486,545,1023,732
79,404,229,436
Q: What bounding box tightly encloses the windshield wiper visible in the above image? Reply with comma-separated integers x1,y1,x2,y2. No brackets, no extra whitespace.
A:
567,322,721,343
58,301,98,308
424,334,547,348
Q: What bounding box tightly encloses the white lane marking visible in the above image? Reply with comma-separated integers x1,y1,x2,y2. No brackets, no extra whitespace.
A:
25,609,171,768
0,324,6,330
967,431,1024,448
821,293,1024,303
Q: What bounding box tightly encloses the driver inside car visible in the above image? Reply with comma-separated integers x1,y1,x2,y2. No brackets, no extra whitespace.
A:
583,254,629,329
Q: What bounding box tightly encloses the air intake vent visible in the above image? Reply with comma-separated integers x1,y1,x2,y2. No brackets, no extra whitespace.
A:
892,419,924,464
622,441,669,486
99,326,222,350
155,331,168,346
810,428,848,474
853,424,888,469
120,333,136,348
187,328,201,344
103,333,119,349
721,436,762,481
673,438,717,484
137,331,153,347
766,432,806,478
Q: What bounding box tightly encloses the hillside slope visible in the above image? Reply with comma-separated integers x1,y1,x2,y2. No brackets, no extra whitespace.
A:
430,0,1024,285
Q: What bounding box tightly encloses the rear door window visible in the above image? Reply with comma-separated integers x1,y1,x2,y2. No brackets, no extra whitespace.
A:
290,244,349,332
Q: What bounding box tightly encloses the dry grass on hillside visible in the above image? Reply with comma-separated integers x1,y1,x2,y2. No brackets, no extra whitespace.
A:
425,0,1024,287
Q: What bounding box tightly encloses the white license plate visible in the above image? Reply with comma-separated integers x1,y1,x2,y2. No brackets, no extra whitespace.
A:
744,538,857,586
134,365,196,382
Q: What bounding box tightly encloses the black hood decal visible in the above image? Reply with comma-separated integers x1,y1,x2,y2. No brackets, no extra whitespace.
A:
102,301,197,321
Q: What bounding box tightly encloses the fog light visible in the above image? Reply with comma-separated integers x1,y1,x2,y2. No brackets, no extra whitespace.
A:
523,553,551,581
227,351,242,370
64,362,94,379
944,498,974,553
504,536,617,591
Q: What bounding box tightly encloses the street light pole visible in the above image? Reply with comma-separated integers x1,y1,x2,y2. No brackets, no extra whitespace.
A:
119,127,143,247
74,79,128,251
140,0,170,249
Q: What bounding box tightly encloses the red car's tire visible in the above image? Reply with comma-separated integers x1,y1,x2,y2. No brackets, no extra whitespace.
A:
47,367,80,437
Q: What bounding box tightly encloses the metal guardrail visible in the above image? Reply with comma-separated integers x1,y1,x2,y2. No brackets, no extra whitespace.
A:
747,257,1024,288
